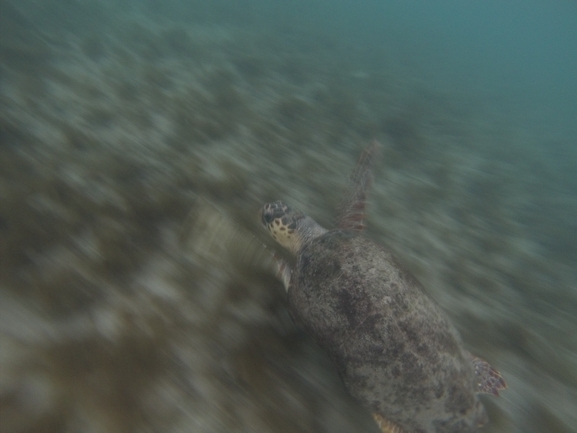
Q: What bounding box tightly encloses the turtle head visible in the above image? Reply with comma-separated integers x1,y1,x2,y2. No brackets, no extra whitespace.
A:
260,201,327,255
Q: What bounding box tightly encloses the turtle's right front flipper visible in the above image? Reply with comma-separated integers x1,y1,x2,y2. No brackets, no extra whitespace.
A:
469,354,507,396
336,140,380,232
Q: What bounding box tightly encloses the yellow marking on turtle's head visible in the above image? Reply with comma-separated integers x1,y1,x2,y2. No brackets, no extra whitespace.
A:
259,200,327,255
259,201,304,254
267,216,298,250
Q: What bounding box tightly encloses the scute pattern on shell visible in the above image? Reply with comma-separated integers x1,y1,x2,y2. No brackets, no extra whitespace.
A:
288,230,488,433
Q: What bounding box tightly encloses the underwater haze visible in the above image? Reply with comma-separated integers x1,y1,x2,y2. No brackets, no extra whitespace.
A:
1,1,576,433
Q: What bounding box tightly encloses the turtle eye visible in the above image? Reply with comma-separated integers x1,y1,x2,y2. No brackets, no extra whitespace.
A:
260,204,273,225
261,210,274,224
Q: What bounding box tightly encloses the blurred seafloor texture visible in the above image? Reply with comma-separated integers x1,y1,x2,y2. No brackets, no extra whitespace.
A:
0,1,576,432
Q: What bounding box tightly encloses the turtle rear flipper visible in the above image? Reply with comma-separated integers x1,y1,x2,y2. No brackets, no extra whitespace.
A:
470,355,507,396
336,140,380,231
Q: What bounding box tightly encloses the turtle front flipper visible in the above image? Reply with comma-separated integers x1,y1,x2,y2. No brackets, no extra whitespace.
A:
336,140,380,232
372,413,405,433
273,254,293,292
469,354,507,396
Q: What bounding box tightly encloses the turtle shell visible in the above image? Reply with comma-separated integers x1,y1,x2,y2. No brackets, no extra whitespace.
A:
288,229,488,433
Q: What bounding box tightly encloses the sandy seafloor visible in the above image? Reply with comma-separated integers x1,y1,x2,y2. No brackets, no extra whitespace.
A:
1,1,576,433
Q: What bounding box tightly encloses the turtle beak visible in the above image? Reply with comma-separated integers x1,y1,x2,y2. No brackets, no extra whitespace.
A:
259,205,272,226
259,203,275,226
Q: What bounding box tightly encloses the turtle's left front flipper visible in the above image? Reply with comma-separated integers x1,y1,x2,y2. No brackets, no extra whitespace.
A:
372,413,405,433
470,355,507,396
273,254,292,293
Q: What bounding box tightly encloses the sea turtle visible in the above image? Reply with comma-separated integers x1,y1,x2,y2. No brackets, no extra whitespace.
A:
259,140,506,433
